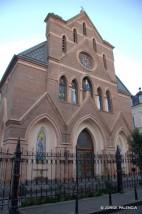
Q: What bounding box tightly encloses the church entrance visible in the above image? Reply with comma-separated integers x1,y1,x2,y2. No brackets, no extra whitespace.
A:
77,129,94,178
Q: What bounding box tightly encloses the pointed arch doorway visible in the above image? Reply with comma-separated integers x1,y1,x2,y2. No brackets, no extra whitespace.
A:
77,129,94,178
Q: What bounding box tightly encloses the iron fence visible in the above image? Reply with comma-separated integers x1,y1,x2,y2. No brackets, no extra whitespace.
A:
0,140,141,213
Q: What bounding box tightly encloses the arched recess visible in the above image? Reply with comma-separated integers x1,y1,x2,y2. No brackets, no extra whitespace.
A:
71,79,78,104
59,75,67,101
77,128,94,177
96,87,103,111
71,116,106,177
73,28,77,43
105,90,112,112
114,129,128,155
82,76,93,99
93,38,97,52
62,35,67,53
25,115,60,181
83,22,87,35
26,115,60,152
72,116,105,154
103,54,107,70
114,129,129,175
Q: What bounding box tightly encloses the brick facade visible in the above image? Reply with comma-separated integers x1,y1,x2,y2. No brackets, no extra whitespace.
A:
0,10,133,154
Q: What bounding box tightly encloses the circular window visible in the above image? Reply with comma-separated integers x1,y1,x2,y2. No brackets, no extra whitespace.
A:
79,52,93,70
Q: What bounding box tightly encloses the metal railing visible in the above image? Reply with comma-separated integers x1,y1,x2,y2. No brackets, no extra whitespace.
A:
0,140,141,213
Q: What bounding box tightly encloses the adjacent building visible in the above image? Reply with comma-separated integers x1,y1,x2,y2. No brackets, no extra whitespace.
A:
131,88,142,132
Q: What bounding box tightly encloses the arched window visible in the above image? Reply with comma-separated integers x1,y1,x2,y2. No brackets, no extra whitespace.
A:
71,79,78,104
93,38,97,52
106,90,112,112
62,35,67,53
83,22,87,35
73,28,77,43
82,77,93,98
96,87,103,111
59,76,67,101
36,127,46,163
83,78,91,92
103,54,107,69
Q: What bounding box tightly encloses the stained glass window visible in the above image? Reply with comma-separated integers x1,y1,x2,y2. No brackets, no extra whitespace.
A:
97,88,103,111
71,80,78,104
83,78,92,92
59,76,66,101
36,127,46,163
79,52,93,70
82,77,93,99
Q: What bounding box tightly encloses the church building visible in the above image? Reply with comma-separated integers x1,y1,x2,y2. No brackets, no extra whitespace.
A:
0,10,133,156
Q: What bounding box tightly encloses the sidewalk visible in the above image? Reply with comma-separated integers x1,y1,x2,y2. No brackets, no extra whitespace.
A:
18,189,142,214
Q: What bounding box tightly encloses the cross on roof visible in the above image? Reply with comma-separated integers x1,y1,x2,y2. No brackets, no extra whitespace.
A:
80,6,84,11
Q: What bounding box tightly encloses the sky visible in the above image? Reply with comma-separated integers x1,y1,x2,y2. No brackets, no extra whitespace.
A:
0,0,142,95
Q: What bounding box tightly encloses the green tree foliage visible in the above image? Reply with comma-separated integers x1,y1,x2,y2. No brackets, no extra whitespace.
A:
128,128,142,171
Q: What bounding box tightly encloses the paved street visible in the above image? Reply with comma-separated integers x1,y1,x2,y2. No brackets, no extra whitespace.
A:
17,189,142,214
1,189,142,214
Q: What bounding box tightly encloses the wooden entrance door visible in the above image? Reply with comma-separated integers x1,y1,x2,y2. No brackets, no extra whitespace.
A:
77,129,94,178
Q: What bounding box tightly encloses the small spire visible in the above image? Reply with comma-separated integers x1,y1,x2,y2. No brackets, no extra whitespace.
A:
139,87,141,91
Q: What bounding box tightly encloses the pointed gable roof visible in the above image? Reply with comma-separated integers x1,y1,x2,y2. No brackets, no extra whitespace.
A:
0,11,130,96
44,10,114,48
67,10,114,49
